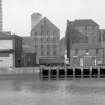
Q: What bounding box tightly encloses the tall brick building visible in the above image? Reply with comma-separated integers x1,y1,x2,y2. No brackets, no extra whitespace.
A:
31,13,60,64
66,19,103,66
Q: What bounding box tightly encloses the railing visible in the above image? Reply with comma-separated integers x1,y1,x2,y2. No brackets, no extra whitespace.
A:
0,67,40,74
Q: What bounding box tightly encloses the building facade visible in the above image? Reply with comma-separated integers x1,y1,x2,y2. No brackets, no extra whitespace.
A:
0,32,22,68
70,43,103,67
100,29,105,64
22,37,37,67
59,37,66,57
66,19,103,66
31,13,60,64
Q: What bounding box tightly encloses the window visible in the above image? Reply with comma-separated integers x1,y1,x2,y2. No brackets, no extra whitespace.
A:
53,37,56,41
85,26,88,30
41,51,44,56
35,32,38,36
41,45,44,49
85,49,89,55
75,49,79,55
41,25,44,29
47,30,49,35
41,31,43,36
53,45,56,50
41,35,43,41
41,24,44,35
47,45,50,49
53,31,55,35
35,45,38,50
47,37,50,42
47,51,50,56
103,31,105,41
96,49,99,54
53,51,56,56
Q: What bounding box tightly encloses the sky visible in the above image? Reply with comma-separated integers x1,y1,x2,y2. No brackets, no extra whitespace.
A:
2,0,105,38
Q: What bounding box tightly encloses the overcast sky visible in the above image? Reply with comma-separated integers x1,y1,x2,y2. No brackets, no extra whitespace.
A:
3,0,105,38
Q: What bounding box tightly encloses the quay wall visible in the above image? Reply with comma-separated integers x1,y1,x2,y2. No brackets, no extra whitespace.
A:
0,67,40,80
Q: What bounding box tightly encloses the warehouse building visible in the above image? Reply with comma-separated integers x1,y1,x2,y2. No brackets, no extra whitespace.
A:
31,13,60,64
65,19,103,66
22,37,37,67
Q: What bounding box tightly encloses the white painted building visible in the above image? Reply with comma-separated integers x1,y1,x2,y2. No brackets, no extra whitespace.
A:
0,40,13,69
0,32,22,69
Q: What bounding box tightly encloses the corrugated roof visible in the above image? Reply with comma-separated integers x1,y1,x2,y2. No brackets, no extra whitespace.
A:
72,19,99,26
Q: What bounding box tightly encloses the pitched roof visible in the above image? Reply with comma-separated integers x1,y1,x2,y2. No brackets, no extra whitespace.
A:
72,19,99,26
0,32,21,39
31,17,59,31
0,32,11,38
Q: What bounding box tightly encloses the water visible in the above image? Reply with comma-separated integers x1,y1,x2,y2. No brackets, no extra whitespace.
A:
1,78,105,105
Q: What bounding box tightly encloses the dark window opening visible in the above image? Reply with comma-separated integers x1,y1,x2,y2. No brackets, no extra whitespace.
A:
92,68,98,78
83,68,90,78
67,68,73,78
75,68,81,78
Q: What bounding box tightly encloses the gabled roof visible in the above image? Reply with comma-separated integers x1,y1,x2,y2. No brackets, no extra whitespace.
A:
44,17,60,31
72,19,99,26
22,37,35,53
31,17,59,31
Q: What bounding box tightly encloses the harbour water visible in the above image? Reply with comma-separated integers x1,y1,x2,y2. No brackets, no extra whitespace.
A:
1,78,105,105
